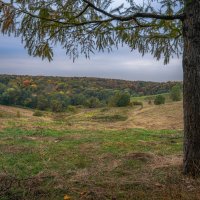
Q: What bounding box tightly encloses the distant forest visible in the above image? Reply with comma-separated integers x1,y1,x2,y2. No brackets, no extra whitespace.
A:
0,75,181,112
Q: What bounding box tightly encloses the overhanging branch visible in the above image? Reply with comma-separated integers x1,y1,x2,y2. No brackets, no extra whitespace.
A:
122,12,185,21
82,0,185,21
1,0,185,29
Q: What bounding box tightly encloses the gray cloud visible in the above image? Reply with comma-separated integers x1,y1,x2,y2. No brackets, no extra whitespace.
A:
0,35,183,82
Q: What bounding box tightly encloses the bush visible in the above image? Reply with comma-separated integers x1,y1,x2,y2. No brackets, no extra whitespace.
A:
116,93,130,107
37,95,49,110
86,97,101,108
70,94,86,106
49,93,70,112
170,84,182,101
33,110,43,117
109,92,130,107
50,100,64,112
67,105,77,112
154,95,165,105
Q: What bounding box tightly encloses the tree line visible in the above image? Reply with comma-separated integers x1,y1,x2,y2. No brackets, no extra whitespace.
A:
0,75,181,112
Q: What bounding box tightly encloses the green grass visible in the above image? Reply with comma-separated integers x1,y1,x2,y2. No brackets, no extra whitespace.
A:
131,93,171,103
0,103,195,200
0,127,184,200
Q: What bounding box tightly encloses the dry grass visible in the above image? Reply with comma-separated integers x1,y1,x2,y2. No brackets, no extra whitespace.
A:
149,154,182,170
0,125,198,199
0,101,191,200
67,152,200,200
0,101,183,131
130,101,183,130
0,105,34,117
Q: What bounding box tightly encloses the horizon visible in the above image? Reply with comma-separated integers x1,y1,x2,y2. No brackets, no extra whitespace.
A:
0,73,182,83
0,35,183,82
0,0,183,82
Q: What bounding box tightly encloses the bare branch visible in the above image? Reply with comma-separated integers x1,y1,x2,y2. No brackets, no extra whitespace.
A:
122,12,185,21
72,4,90,19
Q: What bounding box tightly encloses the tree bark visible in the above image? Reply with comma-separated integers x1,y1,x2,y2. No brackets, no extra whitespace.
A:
183,0,200,176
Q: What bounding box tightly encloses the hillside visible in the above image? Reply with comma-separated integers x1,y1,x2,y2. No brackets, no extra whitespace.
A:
0,100,183,131
0,100,195,200
0,74,182,111
0,76,187,200
0,75,181,95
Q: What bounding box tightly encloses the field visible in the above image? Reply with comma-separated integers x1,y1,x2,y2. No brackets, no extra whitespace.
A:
1,98,200,200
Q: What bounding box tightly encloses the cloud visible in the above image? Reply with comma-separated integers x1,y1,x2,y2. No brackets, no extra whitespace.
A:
0,35,183,82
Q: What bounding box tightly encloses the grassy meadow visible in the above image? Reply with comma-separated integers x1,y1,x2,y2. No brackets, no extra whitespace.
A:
1,95,200,200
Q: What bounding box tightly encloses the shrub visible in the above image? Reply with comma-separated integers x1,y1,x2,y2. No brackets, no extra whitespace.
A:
37,95,49,110
116,93,130,107
109,92,130,107
49,93,70,112
24,97,37,108
154,95,165,105
1,88,21,105
0,83,6,94
33,110,43,117
50,100,64,112
70,94,87,106
86,97,101,108
170,84,182,101
67,105,77,112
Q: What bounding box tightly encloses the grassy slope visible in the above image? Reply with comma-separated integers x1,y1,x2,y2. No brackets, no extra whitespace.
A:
1,100,200,200
0,97,183,131
131,93,171,102
0,128,184,200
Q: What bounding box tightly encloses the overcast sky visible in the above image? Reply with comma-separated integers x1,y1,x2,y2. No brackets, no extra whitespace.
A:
0,0,183,82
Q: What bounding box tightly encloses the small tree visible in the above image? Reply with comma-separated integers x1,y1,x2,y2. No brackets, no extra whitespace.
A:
70,94,87,106
154,95,165,105
109,92,130,107
37,95,49,110
50,99,63,112
116,92,130,107
0,83,6,94
1,87,21,105
86,97,101,108
48,92,70,112
170,84,182,101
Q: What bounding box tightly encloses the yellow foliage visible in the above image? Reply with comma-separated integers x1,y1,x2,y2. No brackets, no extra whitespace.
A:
64,195,71,200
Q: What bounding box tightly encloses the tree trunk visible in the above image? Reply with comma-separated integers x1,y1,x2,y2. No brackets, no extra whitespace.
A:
183,0,200,176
